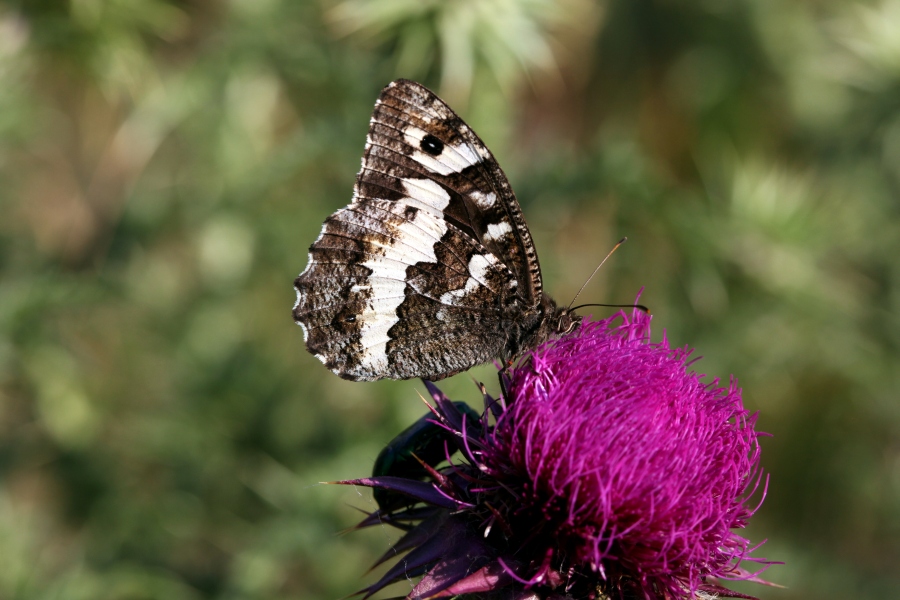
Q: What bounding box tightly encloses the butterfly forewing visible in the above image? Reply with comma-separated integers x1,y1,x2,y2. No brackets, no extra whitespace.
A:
369,81,543,303
294,79,560,381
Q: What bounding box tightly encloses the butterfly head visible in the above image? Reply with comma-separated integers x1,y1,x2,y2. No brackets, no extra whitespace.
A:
539,295,581,339
555,305,581,336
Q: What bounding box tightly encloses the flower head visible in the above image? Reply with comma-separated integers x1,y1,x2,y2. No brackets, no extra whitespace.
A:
340,309,775,599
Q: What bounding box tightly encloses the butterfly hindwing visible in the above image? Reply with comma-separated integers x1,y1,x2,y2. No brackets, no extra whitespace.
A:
294,195,519,380
293,80,572,381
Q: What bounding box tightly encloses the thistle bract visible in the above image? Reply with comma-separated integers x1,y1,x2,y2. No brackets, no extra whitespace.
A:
340,309,774,599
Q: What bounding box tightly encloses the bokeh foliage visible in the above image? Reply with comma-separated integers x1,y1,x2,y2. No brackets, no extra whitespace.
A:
1,0,899,599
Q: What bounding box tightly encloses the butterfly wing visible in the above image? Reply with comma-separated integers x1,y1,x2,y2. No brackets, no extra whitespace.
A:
365,80,544,303
293,80,543,381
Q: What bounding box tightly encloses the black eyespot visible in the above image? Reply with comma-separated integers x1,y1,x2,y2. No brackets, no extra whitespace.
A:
420,134,444,156
403,205,419,220
331,309,358,333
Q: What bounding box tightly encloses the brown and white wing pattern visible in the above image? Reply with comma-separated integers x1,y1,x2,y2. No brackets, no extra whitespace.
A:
293,80,551,381
365,80,543,304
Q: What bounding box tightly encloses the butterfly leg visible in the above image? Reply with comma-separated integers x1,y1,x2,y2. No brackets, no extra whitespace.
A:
498,366,513,404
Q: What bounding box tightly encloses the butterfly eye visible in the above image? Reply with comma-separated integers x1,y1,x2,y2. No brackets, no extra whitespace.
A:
420,134,444,156
559,315,578,334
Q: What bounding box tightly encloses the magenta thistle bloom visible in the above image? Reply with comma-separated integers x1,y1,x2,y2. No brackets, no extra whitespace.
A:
340,309,775,599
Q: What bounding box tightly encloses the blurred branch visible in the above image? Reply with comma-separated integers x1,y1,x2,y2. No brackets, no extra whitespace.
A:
326,0,599,106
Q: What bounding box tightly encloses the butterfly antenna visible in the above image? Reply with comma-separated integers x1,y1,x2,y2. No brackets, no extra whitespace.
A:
566,237,628,311
570,302,650,314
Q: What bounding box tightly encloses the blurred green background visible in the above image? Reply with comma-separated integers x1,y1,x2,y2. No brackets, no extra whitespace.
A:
1,0,898,598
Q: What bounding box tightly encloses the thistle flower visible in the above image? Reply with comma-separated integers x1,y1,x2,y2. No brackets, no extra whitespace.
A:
340,309,775,599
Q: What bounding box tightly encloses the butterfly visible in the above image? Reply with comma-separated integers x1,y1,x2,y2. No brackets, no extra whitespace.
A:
293,79,579,381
